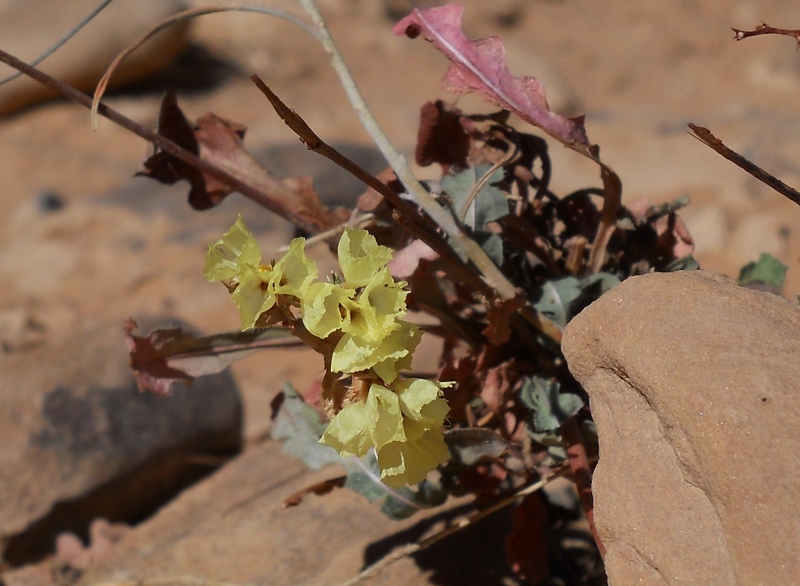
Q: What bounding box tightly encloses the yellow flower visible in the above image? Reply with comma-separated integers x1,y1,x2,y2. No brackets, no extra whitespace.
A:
377,421,449,487
270,237,318,299
378,378,450,487
339,228,393,288
205,217,317,330
341,268,408,343
203,215,262,284
302,281,353,339
331,321,421,384
231,266,277,330
320,377,451,487
320,383,405,457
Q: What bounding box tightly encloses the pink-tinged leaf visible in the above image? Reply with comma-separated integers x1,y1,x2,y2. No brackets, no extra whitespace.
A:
124,318,301,395
393,4,590,154
387,238,440,279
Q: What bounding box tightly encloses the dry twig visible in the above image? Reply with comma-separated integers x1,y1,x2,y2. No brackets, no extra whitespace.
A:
688,123,800,208
732,23,800,49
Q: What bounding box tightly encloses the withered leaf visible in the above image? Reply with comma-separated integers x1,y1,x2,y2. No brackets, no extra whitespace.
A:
415,100,470,172
482,292,526,345
394,5,590,153
283,476,347,508
124,318,300,396
137,91,249,210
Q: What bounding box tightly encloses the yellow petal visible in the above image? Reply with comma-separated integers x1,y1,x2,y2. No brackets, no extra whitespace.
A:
318,384,404,458
302,282,352,339
204,216,262,282
270,237,318,298
331,321,421,383
394,378,450,423
231,267,276,330
338,229,393,288
319,400,371,457
377,422,449,487
365,383,406,451
342,268,408,342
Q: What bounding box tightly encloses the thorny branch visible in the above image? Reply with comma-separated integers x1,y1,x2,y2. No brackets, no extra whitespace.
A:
688,124,800,208
732,22,800,49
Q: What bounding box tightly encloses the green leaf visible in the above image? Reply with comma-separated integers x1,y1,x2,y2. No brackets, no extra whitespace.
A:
343,451,447,520
738,253,788,288
441,164,509,229
519,376,584,432
533,277,580,328
475,231,504,267
664,255,700,272
271,383,341,470
532,273,620,328
444,428,508,465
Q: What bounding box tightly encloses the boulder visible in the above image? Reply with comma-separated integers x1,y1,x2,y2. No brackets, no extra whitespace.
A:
75,439,519,586
562,271,800,585
0,317,242,568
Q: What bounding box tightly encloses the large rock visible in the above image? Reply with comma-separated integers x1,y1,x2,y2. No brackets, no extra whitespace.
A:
0,317,242,568
74,439,520,586
562,271,800,585
0,0,190,115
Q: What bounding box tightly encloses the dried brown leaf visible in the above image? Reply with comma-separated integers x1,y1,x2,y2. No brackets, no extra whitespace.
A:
415,100,470,172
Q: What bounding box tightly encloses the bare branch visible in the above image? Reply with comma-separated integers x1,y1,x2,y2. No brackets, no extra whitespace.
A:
732,22,800,50
688,124,800,208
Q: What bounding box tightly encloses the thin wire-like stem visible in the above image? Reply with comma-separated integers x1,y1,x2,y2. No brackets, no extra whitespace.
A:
91,4,317,129
0,0,116,85
0,49,311,223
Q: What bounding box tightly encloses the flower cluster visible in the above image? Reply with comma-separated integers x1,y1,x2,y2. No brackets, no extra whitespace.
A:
205,218,450,486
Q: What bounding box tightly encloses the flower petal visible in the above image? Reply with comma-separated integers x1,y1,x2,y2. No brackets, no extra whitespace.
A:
270,237,318,298
204,216,262,282
302,282,352,339
232,267,276,330
365,383,406,450
338,229,393,288
377,422,449,487
331,321,421,383
394,378,450,423
319,400,371,457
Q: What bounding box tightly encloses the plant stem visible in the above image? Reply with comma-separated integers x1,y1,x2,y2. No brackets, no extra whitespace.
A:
297,0,562,341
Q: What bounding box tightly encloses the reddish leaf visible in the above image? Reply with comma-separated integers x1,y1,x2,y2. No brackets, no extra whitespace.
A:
481,362,513,413
415,100,470,172
482,292,526,345
394,4,590,153
137,91,238,210
505,493,551,583
124,319,300,395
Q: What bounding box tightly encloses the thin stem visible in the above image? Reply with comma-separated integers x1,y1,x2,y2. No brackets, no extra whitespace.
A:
0,0,116,85
0,49,310,223
91,4,317,129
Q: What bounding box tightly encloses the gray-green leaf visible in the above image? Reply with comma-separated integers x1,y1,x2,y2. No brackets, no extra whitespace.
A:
520,376,584,432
